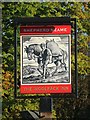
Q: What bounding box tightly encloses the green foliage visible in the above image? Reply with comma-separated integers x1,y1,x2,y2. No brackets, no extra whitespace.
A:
78,52,90,75
2,2,90,119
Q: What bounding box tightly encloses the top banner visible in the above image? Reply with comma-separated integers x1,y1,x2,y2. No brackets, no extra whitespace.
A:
20,25,71,35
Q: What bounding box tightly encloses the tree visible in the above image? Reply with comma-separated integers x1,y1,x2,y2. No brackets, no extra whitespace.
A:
2,2,90,119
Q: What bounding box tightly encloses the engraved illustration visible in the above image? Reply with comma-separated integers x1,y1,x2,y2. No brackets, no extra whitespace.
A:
22,36,70,84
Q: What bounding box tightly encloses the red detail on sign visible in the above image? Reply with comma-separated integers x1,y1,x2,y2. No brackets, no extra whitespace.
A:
20,25,71,35
20,84,72,94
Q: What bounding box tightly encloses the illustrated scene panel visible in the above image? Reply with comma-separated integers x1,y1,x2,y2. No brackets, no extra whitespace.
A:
22,36,71,84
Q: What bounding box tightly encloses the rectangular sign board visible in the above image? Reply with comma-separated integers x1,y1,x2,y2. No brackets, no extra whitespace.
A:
20,25,71,94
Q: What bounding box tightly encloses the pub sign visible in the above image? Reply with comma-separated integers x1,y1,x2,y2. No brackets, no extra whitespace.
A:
20,24,71,94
